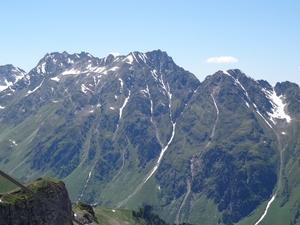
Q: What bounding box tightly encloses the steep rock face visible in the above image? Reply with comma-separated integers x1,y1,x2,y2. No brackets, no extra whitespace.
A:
0,178,73,225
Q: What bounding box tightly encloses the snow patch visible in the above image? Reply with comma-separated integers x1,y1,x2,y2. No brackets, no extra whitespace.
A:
36,62,46,74
67,58,74,64
0,79,13,91
263,88,291,123
222,70,231,76
62,68,81,75
41,62,46,73
245,101,250,108
81,84,92,93
86,64,93,70
119,78,124,91
108,66,119,71
123,55,134,64
91,66,106,73
50,77,60,82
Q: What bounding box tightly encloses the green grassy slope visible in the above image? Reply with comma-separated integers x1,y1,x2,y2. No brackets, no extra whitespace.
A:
94,207,142,225
0,176,18,193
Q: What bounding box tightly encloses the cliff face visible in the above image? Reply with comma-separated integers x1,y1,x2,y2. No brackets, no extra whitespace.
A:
0,178,74,225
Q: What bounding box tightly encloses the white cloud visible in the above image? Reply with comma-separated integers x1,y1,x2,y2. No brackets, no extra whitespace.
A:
298,66,300,70
205,56,238,63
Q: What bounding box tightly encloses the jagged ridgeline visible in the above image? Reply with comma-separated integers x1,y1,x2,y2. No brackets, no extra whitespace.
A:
0,50,299,224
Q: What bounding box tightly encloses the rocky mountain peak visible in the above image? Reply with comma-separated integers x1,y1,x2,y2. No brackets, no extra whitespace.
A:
0,64,26,91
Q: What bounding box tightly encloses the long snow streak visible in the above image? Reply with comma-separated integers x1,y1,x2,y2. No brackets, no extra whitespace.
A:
144,122,176,183
211,94,219,115
131,52,139,63
116,121,176,208
27,79,45,95
254,195,276,225
207,94,219,146
119,78,124,90
256,110,272,128
119,90,131,119
116,77,177,208
144,78,175,182
77,171,92,202
145,85,154,122
146,86,153,115
138,53,148,63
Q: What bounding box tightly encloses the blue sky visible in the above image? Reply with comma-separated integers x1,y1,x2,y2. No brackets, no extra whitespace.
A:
1,0,299,85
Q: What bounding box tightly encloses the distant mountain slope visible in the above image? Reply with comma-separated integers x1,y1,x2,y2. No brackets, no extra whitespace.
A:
0,50,299,224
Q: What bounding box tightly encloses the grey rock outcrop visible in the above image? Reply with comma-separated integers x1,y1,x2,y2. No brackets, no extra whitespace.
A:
0,178,74,225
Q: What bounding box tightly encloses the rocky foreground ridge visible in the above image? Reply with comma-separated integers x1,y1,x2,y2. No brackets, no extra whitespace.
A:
0,178,74,225
0,177,178,225
0,177,100,225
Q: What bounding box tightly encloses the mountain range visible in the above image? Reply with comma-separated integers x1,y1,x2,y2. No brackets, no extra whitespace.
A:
0,50,299,225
